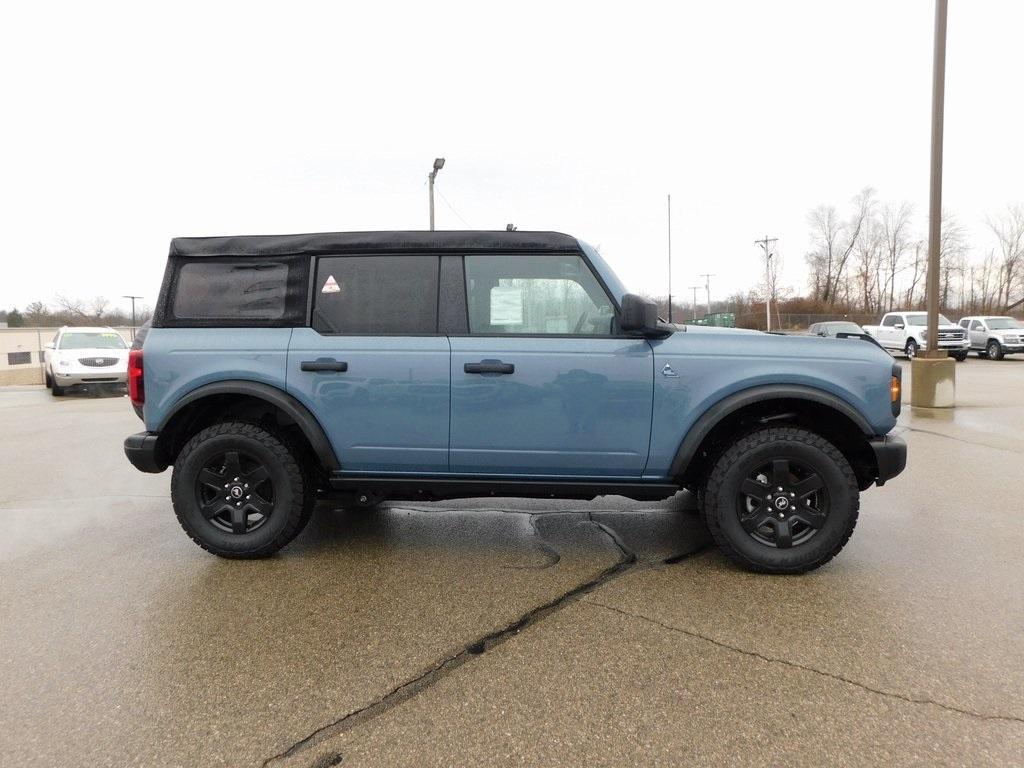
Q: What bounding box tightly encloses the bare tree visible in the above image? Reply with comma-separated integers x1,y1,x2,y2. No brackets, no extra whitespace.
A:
881,201,914,312
986,204,1024,310
939,211,968,309
805,188,876,305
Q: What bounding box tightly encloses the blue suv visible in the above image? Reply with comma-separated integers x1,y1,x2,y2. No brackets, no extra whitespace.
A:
124,231,906,572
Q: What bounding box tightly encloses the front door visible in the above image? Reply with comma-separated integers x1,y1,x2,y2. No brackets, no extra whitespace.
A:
970,319,986,349
288,255,450,473
449,252,654,477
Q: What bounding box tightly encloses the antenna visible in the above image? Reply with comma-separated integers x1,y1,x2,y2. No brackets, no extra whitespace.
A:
667,194,673,323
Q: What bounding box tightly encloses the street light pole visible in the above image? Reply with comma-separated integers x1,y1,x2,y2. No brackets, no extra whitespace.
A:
428,157,445,231
925,0,947,355
122,295,142,340
755,237,778,331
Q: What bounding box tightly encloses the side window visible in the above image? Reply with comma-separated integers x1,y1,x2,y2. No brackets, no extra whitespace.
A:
173,261,288,320
971,320,984,330
312,255,439,334
464,254,615,335
959,319,969,329
882,315,898,327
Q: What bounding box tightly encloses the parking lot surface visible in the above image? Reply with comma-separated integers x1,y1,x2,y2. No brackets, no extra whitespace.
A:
1,357,1022,767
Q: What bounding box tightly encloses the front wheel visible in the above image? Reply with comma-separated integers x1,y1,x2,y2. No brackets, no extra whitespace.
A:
952,351,968,362
986,340,1004,361
171,422,315,558
904,339,919,359
702,427,859,574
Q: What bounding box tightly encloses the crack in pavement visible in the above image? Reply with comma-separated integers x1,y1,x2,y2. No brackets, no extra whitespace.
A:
586,599,1024,726
261,518,706,767
899,425,1023,456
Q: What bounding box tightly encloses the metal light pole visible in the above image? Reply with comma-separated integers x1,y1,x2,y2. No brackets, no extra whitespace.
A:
428,157,445,231
925,0,947,355
689,286,701,321
700,273,715,318
667,194,673,323
122,295,142,340
755,237,778,331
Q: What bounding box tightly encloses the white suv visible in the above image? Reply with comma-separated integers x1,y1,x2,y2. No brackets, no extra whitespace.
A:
957,316,1024,360
43,327,129,396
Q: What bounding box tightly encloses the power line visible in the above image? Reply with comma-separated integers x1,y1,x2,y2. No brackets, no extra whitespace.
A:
434,187,474,229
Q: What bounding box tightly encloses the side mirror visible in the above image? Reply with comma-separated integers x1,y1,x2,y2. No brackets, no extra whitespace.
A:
619,293,662,336
43,342,55,350
894,323,905,330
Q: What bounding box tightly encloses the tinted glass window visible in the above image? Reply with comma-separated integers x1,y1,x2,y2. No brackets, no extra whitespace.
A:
971,320,983,330
464,254,615,335
882,315,899,327
173,262,288,320
312,256,439,334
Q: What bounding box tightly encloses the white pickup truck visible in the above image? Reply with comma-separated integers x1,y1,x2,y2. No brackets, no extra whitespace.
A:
863,311,970,360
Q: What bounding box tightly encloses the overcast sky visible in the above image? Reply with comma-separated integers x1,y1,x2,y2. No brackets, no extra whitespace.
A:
1,0,1022,313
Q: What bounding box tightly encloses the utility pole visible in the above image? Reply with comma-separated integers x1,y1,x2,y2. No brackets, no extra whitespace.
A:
754,237,778,331
122,295,142,340
667,194,673,323
428,157,445,230
700,273,715,318
689,286,701,321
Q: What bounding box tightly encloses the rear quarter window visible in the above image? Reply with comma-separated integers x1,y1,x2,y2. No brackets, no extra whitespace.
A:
172,262,288,320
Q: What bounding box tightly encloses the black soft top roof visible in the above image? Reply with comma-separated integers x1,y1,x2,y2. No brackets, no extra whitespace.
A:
169,230,582,257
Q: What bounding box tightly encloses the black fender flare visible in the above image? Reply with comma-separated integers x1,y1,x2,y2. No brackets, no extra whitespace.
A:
159,380,340,471
668,384,874,479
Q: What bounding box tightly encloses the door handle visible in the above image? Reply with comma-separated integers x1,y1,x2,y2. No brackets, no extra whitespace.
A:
301,358,348,373
464,361,515,375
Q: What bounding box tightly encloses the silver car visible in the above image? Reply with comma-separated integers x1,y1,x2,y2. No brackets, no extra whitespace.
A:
957,316,1024,360
43,327,129,396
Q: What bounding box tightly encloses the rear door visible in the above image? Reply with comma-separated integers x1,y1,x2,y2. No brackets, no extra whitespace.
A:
287,255,450,473
448,252,654,477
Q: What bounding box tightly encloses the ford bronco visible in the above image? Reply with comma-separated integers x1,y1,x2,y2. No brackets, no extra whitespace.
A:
124,231,906,573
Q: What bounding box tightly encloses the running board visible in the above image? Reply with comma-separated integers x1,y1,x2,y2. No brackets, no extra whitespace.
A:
327,475,680,502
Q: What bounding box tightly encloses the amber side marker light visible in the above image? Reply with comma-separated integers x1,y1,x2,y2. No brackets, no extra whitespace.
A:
890,368,902,416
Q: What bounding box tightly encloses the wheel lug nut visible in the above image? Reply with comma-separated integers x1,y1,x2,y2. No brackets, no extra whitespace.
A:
233,477,239,482
790,493,795,498
777,486,783,491
246,495,250,499
778,512,785,518
244,484,248,489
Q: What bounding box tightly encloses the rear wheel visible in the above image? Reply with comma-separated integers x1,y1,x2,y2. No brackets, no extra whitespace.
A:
171,422,315,558
904,338,918,359
986,340,1004,361
702,427,859,574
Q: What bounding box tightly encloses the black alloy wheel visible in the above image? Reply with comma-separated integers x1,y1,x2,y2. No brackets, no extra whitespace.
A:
195,449,275,534
737,458,828,549
171,422,315,558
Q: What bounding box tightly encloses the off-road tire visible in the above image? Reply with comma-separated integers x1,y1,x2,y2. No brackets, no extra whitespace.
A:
986,340,1004,361
171,422,315,558
703,427,860,574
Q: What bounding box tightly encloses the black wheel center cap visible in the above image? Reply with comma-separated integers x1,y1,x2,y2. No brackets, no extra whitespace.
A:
774,496,790,511
230,485,244,499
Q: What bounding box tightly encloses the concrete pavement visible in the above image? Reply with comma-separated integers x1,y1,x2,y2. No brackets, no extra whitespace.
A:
1,356,1022,767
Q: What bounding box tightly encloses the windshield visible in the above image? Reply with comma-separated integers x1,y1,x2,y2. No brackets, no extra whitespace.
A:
985,317,1022,330
58,332,127,350
906,314,952,326
828,322,863,333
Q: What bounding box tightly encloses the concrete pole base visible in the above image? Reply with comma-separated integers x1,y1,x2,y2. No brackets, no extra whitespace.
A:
910,355,956,408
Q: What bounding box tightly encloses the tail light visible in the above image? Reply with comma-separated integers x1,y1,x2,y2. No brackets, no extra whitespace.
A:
128,348,145,406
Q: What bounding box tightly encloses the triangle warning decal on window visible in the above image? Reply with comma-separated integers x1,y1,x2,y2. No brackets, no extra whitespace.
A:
321,275,341,294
